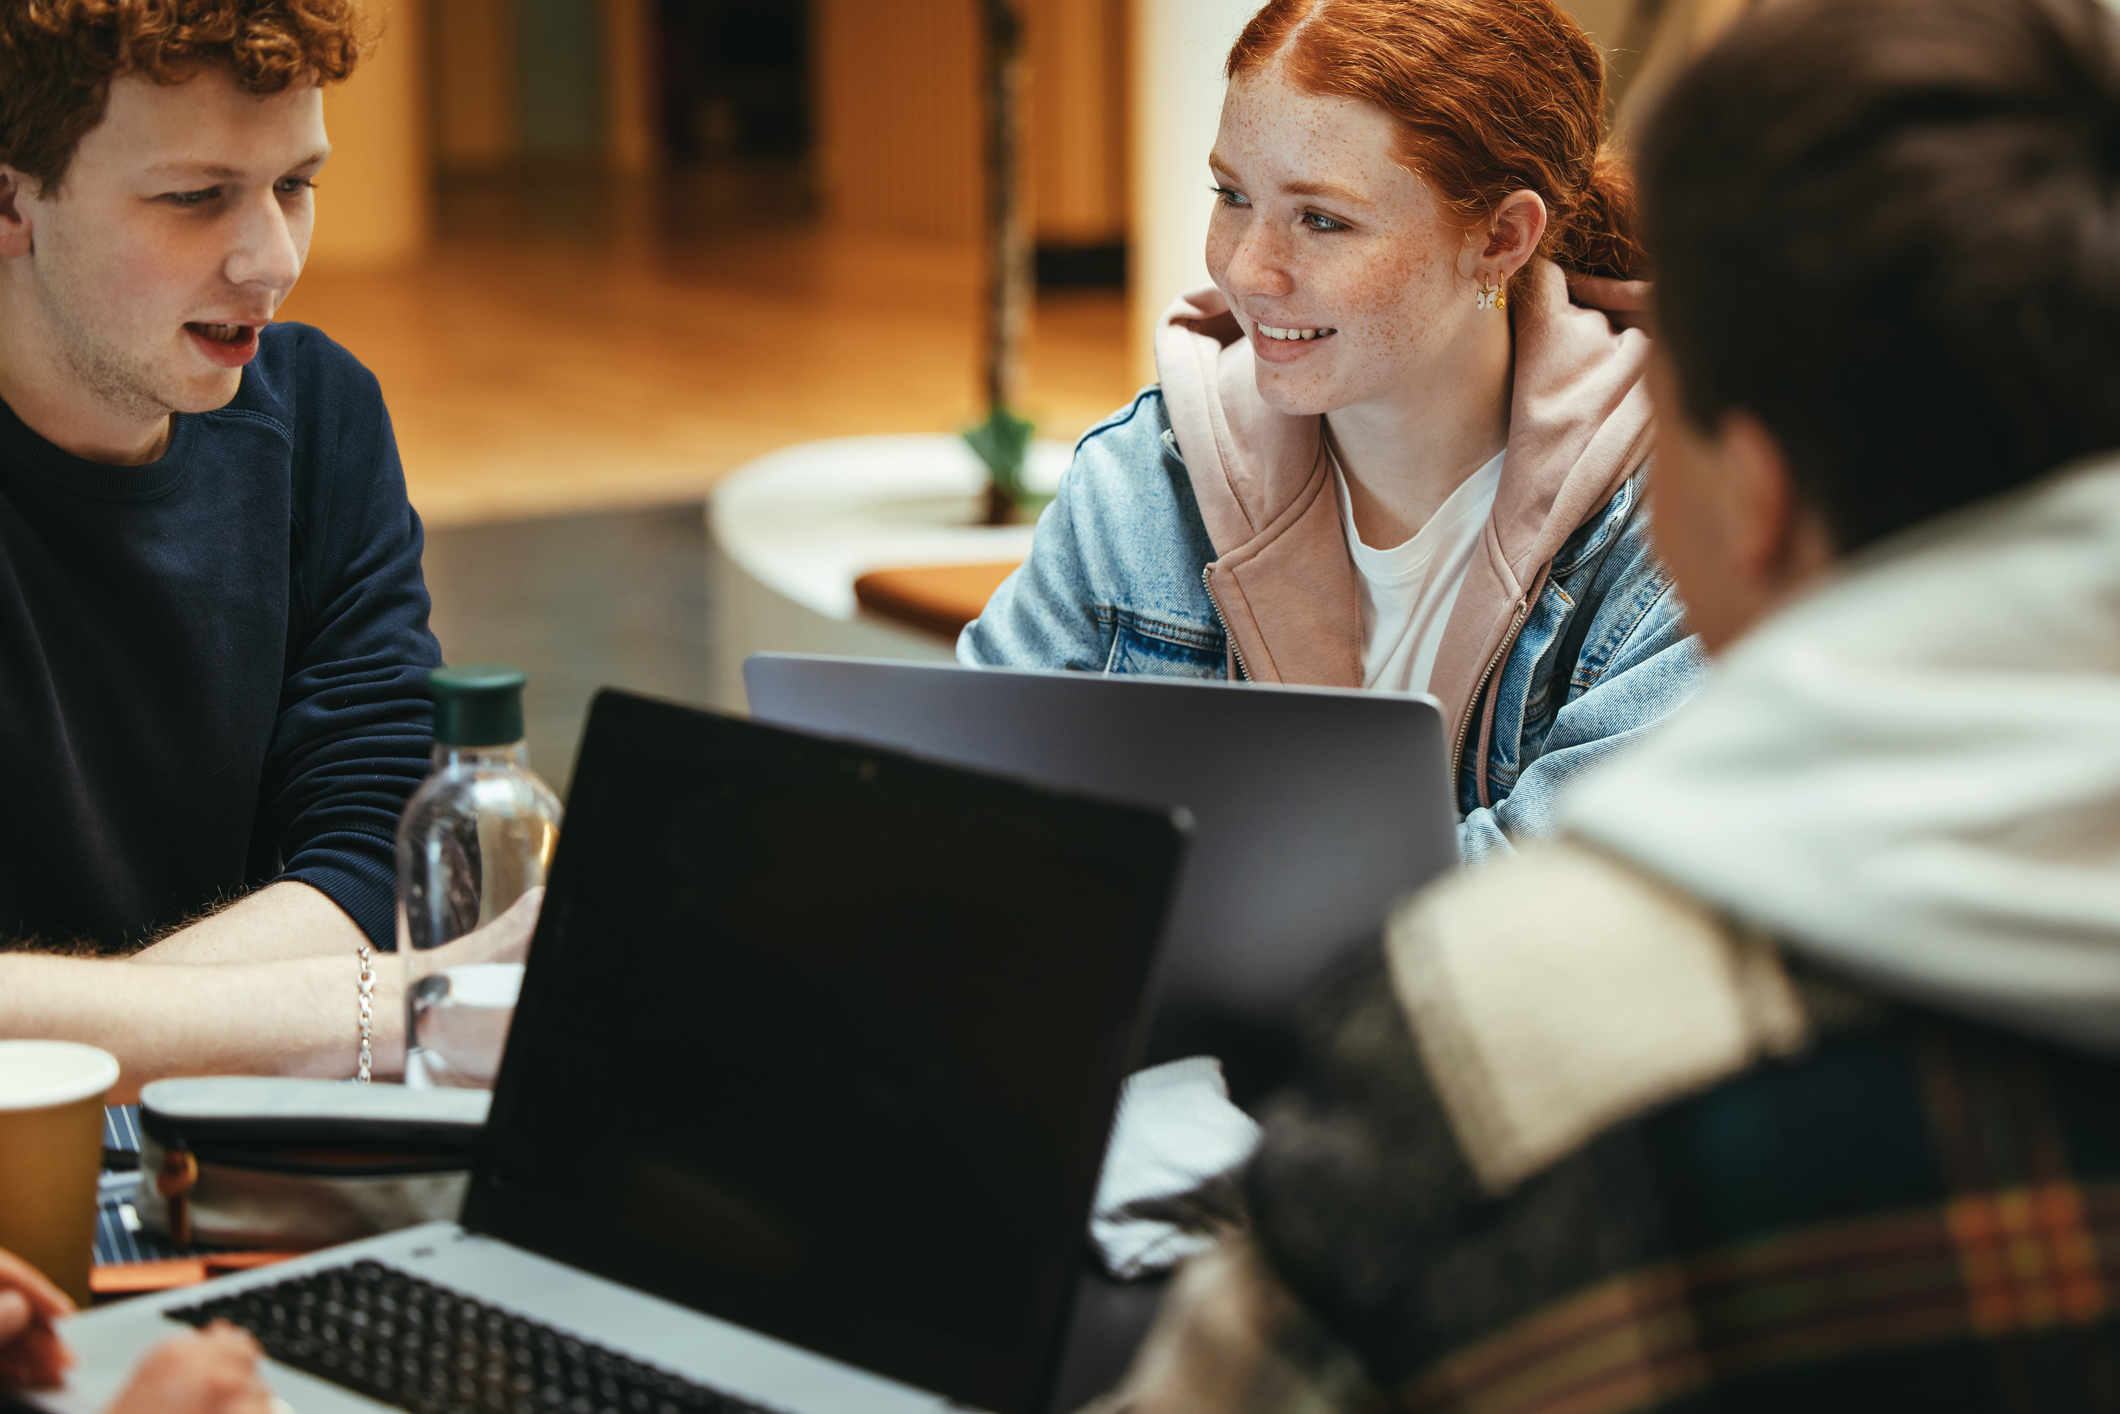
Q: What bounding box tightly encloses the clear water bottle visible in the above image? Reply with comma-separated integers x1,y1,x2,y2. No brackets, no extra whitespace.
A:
398,665,562,1088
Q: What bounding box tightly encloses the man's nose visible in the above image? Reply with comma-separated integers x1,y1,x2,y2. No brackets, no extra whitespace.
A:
224,191,303,294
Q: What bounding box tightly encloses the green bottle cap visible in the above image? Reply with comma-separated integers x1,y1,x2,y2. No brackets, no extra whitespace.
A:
429,664,527,747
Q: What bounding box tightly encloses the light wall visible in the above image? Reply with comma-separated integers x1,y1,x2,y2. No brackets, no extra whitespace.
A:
1563,0,1636,54
308,0,430,270
1127,0,1255,383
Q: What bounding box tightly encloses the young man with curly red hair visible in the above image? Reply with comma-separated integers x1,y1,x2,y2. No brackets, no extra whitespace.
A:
0,4,530,1091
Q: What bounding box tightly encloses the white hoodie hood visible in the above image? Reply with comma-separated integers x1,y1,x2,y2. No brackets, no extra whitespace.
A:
1564,456,2120,1054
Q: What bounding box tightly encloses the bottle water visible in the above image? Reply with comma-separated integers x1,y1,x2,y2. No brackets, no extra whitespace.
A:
397,665,562,1088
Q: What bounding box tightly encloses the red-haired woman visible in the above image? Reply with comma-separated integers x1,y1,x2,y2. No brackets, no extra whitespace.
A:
960,0,1704,861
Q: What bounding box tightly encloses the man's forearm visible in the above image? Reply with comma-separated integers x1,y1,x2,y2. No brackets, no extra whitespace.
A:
131,880,370,965
0,949,403,1103
3,875,388,1100
0,890,539,1103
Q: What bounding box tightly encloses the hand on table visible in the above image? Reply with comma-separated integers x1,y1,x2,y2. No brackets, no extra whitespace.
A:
106,1322,277,1414
0,1245,75,1390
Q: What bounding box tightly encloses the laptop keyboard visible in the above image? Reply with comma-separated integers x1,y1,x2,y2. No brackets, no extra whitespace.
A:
167,1259,784,1414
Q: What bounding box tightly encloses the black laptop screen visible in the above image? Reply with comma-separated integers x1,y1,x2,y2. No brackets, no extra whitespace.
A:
468,693,1185,1414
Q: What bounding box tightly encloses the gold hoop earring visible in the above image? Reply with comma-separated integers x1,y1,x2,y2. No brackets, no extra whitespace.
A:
1475,278,1506,311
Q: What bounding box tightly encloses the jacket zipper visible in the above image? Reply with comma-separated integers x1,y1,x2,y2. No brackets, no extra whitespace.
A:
1451,594,1534,783
1205,562,1528,756
1201,566,1252,681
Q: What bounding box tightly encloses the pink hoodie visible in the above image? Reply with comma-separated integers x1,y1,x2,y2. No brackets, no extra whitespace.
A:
1153,258,1657,777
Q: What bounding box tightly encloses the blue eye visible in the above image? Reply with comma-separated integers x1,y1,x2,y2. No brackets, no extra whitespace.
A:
1300,210,1349,233
1211,185,1250,208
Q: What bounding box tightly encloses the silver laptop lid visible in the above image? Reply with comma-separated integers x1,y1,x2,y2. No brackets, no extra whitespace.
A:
744,655,1456,1102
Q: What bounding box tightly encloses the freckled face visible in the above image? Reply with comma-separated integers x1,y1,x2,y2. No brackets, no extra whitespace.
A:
1206,68,1480,417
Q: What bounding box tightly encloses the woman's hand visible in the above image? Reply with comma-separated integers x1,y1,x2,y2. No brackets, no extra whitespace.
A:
0,1246,75,1390
1566,271,1654,332
105,1323,277,1414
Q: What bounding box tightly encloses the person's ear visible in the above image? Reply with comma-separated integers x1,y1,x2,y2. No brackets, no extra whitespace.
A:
1478,190,1547,280
1719,409,1835,601
0,165,36,259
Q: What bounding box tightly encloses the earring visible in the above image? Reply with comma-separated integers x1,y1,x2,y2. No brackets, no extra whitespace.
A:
1475,278,1507,311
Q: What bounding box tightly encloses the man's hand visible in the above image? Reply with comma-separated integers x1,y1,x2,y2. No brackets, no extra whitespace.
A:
105,1323,276,1414
401,887,545,1086
0,1245,74,1390
431,887,543,969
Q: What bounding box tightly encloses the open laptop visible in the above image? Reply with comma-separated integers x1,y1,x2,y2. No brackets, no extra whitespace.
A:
28,690,1188,1414
743,655,1457,1101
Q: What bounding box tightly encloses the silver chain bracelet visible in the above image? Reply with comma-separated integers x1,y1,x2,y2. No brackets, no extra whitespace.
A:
355,943,376,1083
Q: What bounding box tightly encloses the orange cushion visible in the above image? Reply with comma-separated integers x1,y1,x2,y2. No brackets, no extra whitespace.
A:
853,561,1024,640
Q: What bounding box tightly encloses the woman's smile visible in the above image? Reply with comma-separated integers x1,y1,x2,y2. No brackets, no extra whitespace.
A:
1250,320,1340,363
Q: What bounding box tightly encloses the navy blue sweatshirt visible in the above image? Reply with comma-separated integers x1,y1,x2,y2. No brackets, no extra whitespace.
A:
0,322,440,954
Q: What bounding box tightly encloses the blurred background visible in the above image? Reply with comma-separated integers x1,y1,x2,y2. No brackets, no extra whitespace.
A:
299,0,1664,788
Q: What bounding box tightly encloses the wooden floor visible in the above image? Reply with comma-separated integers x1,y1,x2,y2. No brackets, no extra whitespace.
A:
279,168,1136,528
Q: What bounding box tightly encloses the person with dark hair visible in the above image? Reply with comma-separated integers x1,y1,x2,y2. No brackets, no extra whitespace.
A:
1089,0,2120,1406
0,1,528,1092
960,0,1705,864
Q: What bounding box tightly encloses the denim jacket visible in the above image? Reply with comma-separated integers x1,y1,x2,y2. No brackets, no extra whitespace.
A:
959,388,1708,861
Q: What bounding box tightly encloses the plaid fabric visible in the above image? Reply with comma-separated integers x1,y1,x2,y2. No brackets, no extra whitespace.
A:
1399,1025,2120,1412
1247,949,2120,1413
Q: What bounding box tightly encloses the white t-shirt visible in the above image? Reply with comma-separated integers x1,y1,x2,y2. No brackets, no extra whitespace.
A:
1333,448,1504,694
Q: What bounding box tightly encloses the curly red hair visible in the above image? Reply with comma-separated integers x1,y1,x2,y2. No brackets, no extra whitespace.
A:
0,0,370,194
1227,0,1646,282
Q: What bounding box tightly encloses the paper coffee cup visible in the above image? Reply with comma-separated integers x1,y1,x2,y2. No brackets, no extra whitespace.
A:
0,1041,120,1307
